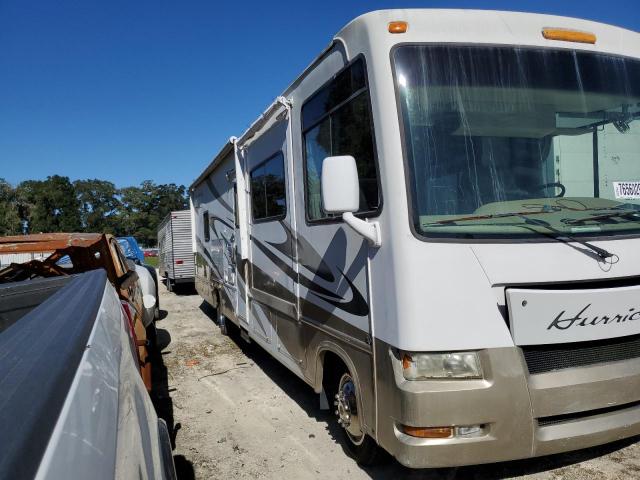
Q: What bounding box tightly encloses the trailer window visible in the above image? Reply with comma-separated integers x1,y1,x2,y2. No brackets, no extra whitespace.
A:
250,152,286,222
302,58,380,222
203,211,210,242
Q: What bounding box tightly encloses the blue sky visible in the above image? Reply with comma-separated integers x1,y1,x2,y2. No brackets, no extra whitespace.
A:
1,0,639,189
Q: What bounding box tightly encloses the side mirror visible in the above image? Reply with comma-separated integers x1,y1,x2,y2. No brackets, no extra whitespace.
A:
321,156,381,247
321,155,360,214
116,270,139,291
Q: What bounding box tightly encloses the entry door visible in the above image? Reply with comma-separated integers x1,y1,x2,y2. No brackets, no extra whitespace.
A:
245,119,303,365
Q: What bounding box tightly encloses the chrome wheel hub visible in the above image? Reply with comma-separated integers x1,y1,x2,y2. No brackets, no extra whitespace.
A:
334,373,364,445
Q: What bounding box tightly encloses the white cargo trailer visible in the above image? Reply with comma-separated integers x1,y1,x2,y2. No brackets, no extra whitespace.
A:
190,9,640,468
157,209,195,291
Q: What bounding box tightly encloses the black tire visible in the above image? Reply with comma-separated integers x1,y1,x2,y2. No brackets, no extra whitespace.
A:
324,363,381,465
218,309,228,336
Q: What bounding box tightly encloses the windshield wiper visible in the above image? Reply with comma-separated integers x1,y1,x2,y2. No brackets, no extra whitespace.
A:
520,217,614,260
426,212,615,260
564,209,640,226
428,206,560,225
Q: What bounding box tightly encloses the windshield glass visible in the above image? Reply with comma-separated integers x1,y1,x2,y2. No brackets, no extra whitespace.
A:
394,45,640,239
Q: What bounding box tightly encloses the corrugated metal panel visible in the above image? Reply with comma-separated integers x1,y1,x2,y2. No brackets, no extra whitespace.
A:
0,252,51,268
157,210,195,281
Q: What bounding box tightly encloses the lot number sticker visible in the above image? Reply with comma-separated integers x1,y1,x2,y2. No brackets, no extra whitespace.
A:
613,181,640,200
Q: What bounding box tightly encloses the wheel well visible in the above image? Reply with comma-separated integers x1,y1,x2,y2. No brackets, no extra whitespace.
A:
321,351,348,392
213,288,220,309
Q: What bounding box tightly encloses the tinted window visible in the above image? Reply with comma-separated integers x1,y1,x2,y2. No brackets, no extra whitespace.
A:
251,152,286,221
203,211,210,241
302,59,366,129
302,59,379,221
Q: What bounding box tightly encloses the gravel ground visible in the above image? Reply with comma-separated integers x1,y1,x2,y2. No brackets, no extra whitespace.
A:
151,280,640,480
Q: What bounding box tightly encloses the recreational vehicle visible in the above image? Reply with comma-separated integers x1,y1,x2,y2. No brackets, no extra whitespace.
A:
158,209,195,291
190,10,640,467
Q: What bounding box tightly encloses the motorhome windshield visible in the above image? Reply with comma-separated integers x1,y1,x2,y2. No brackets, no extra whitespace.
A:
394,45,640,239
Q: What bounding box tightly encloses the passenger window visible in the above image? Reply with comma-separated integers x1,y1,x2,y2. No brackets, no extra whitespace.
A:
203,211,210,242
250,152,286,221
302,58,380,222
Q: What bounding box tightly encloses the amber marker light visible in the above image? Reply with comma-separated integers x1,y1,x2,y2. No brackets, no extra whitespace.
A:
388,21,408,34
402,425,454,439
542,28,596,44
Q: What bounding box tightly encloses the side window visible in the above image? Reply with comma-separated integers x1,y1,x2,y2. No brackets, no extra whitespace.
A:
203,211,210,242
250,152,286,222
302,58,380,222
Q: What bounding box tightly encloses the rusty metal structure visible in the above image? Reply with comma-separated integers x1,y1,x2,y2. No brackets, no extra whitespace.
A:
0,233,152,388
0,233,113,283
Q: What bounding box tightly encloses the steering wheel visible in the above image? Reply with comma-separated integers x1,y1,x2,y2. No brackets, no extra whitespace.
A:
535,182,566,198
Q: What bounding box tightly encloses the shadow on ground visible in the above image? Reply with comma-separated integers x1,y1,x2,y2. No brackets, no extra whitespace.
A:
199,300,639,479
151,327,194,479
161,278,197,296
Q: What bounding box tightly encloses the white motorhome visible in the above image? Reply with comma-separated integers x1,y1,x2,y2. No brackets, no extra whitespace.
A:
190,10,640,467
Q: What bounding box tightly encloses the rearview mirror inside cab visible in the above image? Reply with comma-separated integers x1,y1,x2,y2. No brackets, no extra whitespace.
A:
321,155,360,214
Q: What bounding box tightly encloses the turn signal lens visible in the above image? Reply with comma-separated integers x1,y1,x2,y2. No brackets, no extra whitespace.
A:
402,425,453,439
388,21,408,34
542,28,596,44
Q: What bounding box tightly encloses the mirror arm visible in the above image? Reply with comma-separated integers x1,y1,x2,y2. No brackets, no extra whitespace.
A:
342,212,381,247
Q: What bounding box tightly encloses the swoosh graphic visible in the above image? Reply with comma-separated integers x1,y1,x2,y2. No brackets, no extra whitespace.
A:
204,177,233,214
251,228,369,317
251,236,342,301
266,221,335,283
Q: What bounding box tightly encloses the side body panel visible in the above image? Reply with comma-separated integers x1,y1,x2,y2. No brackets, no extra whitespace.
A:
242,117,303,372
288,46,378,434
190,47,380,437
192,151,242,323
157,213,173,280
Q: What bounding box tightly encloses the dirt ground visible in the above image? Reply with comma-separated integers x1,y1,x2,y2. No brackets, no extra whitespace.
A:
151,280,640,480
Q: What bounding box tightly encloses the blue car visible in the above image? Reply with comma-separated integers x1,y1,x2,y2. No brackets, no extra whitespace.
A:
117,236,146,265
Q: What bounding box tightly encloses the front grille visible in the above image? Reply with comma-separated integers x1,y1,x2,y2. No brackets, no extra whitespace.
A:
522,334,640,375
538,400,640,427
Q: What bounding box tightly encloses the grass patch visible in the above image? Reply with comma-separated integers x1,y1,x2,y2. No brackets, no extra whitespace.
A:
144,256,159,268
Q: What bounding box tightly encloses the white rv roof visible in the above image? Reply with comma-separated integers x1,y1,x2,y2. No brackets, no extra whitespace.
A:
333,9,640,60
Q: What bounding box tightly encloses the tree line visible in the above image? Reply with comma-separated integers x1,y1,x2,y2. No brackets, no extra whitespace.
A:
0,175,188,246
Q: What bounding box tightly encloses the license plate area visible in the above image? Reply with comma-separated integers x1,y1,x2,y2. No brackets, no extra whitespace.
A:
506,285,640,346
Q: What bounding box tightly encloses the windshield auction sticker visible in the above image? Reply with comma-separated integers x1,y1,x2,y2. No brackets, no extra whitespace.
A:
613,181,640,200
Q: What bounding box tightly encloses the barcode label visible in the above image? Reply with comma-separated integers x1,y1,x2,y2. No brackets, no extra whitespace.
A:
613,181,640,200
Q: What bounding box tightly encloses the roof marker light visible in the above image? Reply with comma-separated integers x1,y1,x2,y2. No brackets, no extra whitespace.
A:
542,27,596,44
388,21,408,34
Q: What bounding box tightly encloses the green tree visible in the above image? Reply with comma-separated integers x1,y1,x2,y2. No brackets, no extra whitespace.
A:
117,180,187,246
74,179,120,233
0,178,22,236
17,175,81,233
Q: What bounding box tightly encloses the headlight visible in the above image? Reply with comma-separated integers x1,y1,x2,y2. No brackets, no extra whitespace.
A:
401,352,482,380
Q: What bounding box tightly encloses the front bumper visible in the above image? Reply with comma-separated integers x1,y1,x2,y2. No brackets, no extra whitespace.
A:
374,343,640,468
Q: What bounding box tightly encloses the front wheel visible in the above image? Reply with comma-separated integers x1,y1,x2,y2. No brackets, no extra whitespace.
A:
327,370,380,465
